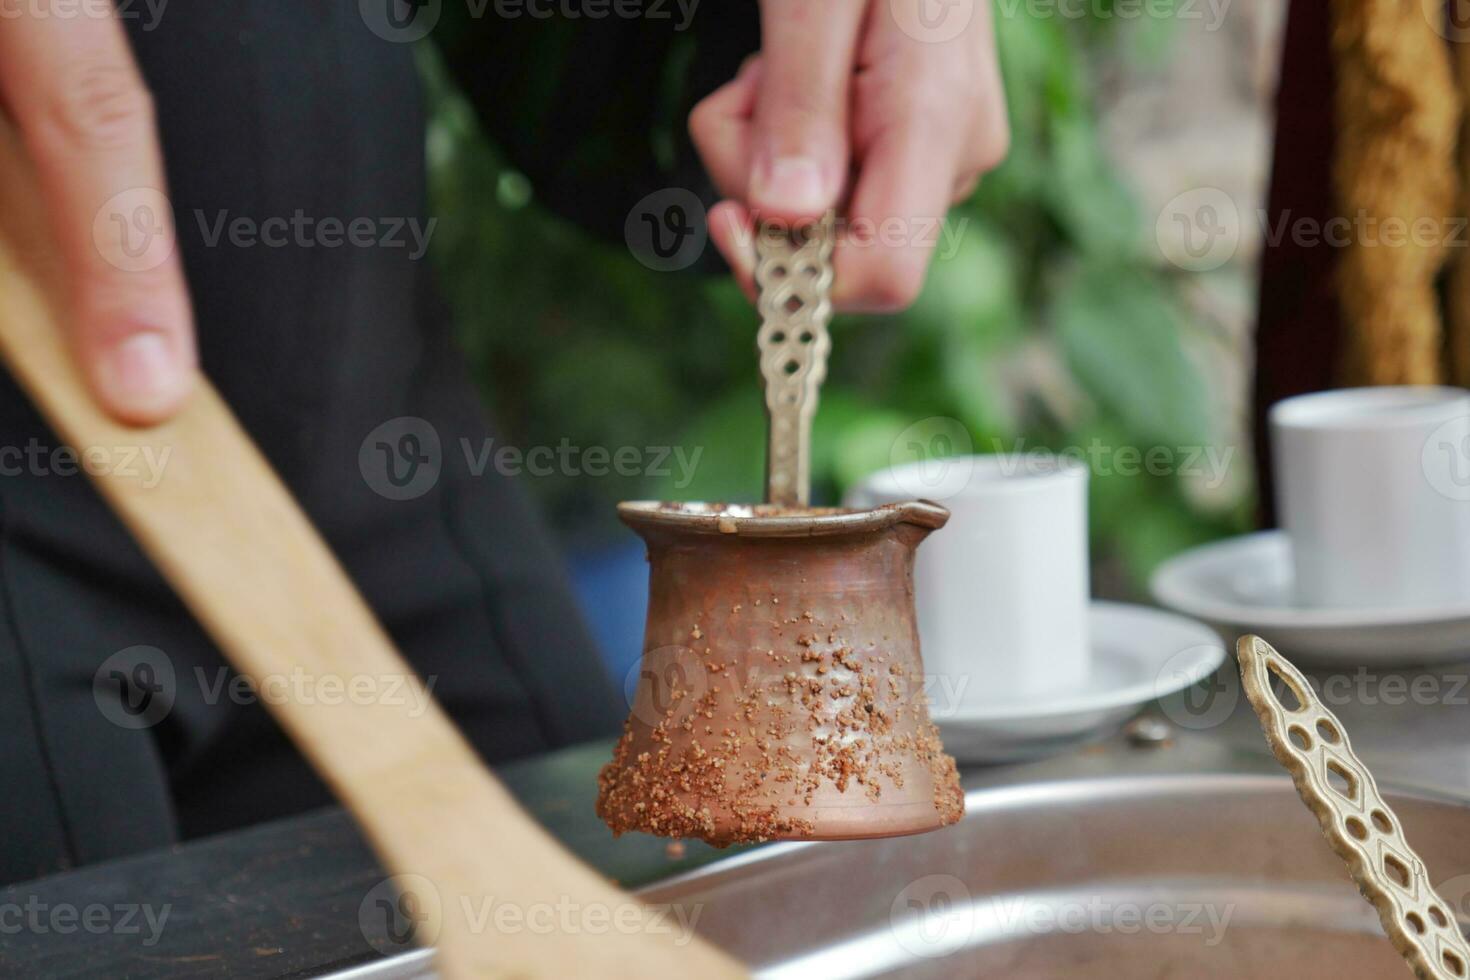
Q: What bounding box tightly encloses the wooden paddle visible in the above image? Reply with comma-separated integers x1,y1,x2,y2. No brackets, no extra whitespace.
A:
0,122,745,979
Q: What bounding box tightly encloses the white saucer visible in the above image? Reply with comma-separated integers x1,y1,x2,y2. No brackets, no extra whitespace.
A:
933,601,1224,764
1150,530,1470,667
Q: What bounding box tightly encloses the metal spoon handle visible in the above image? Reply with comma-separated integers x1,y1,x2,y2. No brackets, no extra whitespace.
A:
755,212,835,507
1238,636,1470,980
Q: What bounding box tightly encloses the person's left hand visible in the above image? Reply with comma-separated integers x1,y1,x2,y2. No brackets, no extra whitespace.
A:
688,0,1008,313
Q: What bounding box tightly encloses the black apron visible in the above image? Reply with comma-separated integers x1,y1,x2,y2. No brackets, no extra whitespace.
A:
0,0,717,884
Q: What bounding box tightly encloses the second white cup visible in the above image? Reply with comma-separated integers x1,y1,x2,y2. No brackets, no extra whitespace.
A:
846,454,1091,714
1270,385,1470,608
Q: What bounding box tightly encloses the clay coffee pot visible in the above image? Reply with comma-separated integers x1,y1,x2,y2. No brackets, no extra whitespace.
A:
597,217,963,845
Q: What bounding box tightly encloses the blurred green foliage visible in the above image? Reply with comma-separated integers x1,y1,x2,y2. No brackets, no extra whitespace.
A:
422,6,1253,592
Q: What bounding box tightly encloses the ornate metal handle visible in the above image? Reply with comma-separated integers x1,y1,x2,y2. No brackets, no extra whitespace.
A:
1238,636,1470,980
755,212,835,507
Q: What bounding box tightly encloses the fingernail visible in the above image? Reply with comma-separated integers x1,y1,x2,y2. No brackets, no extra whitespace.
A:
751,156,829,215
96,332,180,414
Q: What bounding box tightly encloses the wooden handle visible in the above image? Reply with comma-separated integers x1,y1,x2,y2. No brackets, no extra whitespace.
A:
0,123,744,978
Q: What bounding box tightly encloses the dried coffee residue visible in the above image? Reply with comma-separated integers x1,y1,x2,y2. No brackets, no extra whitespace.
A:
597,603,964,846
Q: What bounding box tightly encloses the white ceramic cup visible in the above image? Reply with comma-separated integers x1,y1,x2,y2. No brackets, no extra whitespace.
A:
845,454,1091,714
1270,386,1470,608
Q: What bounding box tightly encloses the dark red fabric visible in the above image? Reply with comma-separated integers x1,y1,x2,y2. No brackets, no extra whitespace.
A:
1252,1,1339,525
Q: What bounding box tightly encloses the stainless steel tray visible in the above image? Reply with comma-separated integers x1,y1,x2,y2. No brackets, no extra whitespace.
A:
337,772,1470,978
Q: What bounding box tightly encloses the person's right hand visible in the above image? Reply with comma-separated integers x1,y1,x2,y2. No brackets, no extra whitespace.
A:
1,4,194,424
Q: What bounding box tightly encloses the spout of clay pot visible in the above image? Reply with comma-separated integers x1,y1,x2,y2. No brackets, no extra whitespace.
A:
893,499,950,531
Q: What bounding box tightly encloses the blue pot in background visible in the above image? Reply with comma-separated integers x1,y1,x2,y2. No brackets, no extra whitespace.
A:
564,540,649,689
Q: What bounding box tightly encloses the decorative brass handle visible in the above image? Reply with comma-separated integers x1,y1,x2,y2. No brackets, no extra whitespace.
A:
755,212,835,507
1238,636,1470,980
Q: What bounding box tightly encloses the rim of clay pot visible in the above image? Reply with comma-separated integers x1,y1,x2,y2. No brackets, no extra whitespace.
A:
616,500,950,537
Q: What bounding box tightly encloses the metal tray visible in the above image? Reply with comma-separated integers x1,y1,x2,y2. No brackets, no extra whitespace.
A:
338,772,1470,978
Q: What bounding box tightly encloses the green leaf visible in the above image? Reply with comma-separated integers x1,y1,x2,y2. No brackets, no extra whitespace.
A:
1052,264,1211,449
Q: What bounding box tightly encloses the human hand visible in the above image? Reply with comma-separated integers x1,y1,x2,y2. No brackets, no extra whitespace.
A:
689,0,1008,312
0,4,194,424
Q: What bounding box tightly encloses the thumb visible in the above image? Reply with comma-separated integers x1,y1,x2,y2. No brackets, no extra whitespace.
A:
749,0,864,222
